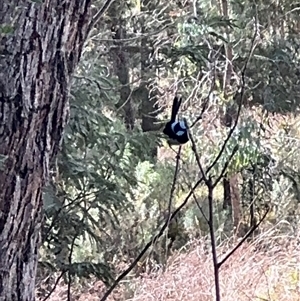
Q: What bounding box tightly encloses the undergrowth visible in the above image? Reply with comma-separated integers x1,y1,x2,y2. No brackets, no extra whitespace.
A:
38,225,300,301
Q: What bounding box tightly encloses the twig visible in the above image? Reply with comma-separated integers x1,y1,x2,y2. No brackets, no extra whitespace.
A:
210,10,259,301
217,206,269,268
100,148,184,301
192,191,209,224
188,129,208,183
186,10,259,301
67,234,77,301
90,0,116,29
42,270,67,301
165,147,182,253
190,68,216,129
207,24,258,176
189,130,238,301
207,178,220,301
212,145,239,188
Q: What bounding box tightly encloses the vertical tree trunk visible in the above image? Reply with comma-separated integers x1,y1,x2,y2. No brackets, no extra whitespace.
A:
218,0,242,230
140,0,160,159
109,1,135,130
0,1,92,300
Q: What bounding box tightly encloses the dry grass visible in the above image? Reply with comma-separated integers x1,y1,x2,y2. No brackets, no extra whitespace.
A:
38,230,300,301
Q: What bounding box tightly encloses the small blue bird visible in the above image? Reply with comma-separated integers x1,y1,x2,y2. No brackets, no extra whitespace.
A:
163,96,189,145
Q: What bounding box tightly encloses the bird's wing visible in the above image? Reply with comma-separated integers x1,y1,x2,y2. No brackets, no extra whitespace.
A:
170,96,182,122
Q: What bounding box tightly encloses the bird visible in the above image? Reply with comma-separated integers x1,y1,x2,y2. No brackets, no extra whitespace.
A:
163,96,189,145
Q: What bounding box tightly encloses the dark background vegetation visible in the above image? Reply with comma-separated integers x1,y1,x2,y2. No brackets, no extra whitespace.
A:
37,0,300,299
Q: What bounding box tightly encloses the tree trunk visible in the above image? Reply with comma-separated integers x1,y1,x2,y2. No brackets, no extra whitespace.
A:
109,1,135,130
140,0,160,159
218,0,242,230
0,1,92,300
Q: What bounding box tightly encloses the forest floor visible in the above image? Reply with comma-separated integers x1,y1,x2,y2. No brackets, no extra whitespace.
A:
38,230,300,301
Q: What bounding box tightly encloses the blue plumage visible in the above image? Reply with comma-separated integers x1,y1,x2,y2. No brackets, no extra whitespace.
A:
163,96,189,144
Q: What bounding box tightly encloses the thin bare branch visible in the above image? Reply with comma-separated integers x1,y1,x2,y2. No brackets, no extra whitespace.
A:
100,147,182,301
217,206,270,268
207,179,220,301
212,145,239,188
90,0,116,29
42,270,67,301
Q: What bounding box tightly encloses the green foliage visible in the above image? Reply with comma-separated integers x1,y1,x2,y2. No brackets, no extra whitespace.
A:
39,44,168,288
37,0,300,298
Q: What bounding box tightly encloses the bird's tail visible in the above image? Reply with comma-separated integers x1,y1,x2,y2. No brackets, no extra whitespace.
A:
170,96,182,122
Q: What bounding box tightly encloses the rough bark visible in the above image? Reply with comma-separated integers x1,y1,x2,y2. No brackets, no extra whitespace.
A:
0,1,92,300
